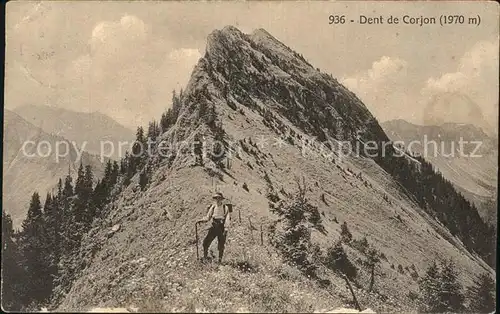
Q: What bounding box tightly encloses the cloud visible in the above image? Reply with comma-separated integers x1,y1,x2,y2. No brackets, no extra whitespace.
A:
424,40,497,94
168,48,201,61
61,15,201,128
422,39,499,133
342,56,408,89
6,9,202,129
341,56,412,122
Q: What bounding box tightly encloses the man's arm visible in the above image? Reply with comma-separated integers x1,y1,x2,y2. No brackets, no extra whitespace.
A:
200,204,214,223
224,205,231,230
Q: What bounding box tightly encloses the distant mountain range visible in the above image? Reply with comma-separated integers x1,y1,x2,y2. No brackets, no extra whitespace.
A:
13,105,135,160
382,119,498,224
423,92,497,137
3,110,106,228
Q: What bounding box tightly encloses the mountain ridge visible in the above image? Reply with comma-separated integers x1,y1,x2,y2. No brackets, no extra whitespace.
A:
13,105,135,160
50,26,495,312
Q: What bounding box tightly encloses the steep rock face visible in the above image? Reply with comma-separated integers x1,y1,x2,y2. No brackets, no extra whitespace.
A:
55,27,494,312
203,26,387,144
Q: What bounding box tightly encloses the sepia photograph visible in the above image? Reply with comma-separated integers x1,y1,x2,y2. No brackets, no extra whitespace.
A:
2,1,498,313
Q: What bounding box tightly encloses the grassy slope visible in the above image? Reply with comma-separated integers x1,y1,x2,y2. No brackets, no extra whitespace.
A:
56,93,493,312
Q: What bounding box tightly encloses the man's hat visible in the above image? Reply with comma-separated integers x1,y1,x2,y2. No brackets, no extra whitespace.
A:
212,192,224,199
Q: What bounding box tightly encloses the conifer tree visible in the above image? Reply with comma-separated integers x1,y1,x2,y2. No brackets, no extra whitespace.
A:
60,174,76,256
42,192,60,283
111,161,119,185
172,90,181,120
439,259,465,312
103,160,113,186
364,247,381,292
467,273,496,313
341,221,353,243
269,178,323,277
419,261,441,312
139,169,149,191
63,174,73,198
74,162,87,223
325,240,357,280
83,165,95,225
92,179,107,213
324,240,360,310
120,153,128,174
2,211,26,310
18,192,52,304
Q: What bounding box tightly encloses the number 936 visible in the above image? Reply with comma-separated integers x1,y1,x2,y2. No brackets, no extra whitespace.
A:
329,15,346,24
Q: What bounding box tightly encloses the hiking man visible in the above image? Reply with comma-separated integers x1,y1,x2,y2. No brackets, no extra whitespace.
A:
198,192,232,262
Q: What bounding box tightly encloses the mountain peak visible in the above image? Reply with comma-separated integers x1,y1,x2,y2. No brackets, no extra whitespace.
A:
206,25,246,55
221,25,244,36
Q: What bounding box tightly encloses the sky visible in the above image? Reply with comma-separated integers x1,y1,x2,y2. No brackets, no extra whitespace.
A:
5,1,499,133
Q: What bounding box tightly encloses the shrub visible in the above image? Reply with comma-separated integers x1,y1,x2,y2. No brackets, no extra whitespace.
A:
139,170,148,191
398,264,404,274
341,222,353,243
269,177,325,277
351,236,369,254
467,273,495,313
324,241,357,280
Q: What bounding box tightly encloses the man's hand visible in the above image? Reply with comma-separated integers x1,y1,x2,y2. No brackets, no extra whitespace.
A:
197,219,207,224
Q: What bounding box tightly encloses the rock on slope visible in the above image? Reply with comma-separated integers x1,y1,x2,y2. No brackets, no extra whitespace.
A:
3,109,105,228
14,105,135,160
55,26,494,312
382,119,498,224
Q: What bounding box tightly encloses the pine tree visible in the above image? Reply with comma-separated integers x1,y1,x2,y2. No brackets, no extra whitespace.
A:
324,240,360,311
120,153,128,174
467,273,495,313
111,161,119,185
18,192,52,304
364,247,381,292
60,175,76,256
74,162,87,223
136,126,146,145
269,177,324,277
42,192,61,285
63,174,73,198
193,133,204,166
341,221,353,243
439,259,465,312
419,261,442,313
2,211,27,310
103,160,112,186
139,169,149,191
172,90,181,121
92,179,107,213
325,240,357,280
83,165,95,225
147,120,160,142
131,127,146,170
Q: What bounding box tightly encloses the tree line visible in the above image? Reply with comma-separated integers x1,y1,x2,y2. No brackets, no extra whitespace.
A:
374,147,496,267
419,259,495,313
1,89,219,311
1,159,120,310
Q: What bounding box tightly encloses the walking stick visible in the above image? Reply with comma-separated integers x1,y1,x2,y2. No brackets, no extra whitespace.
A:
195,222,199,260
